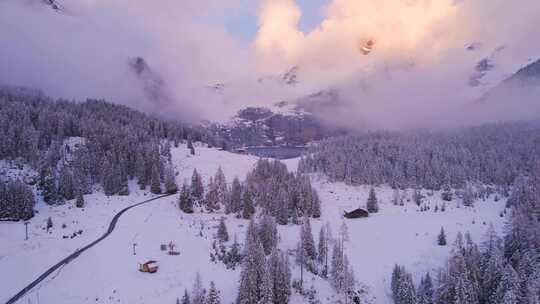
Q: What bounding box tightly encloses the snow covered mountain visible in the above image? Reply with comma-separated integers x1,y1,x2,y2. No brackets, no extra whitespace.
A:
205,66,350,148
208,103,347,148
128,56,169,105
41,0,62,12
477,56,540,103
494,56,540,87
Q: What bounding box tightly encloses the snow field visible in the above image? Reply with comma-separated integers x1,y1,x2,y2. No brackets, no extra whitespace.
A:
0,143,506,303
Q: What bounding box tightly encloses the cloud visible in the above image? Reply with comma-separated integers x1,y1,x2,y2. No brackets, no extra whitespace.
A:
0,0,539,128
0,0,249,121
255,0,458,82
253,0,540,129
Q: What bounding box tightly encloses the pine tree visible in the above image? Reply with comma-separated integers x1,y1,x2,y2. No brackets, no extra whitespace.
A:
118,174,130,196
150,163,162,194
191,169,204,201
291,208,300,225
478,247,503,303
192,272,206,304
505,175,529,208
46,216,53,232
225,234,242,269
342,255,355,295
397,272,417,304
367,187,379,213
391,264,403,302
179,183,194,213
442,184,453,201
413,189,423,206
22,182,36,220
40,166,58,204
242,190,255,220
258,215,278,255
226,177,242,214
101,157,117,196
0,179,36,220
260,269,274,304
330,242,344,292
417,272,434,304
268,249,291,304
206,281,221,304
72,158,90,195
501,289,518,304
318,226,328,275
393,188,400,205
118,163,130,196
490,264,520,304
217,217,229,242
300,217,317,262
188,139,195,155
236,220,271,304
462,184,475,207
276,189,289,225
136,151,148,190
181,290,191,304
164,164,178,194
438,227,447,246
453,232,465,253
329,241,356,295
516,251,539,304
58,166,75,200
392,265,417,304
75,191,85,208
204,178,220,212
311,191,321,218
453,271,478,304
214,167,227,204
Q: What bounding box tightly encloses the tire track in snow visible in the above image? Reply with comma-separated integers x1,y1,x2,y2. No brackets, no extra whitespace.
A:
5,193,176,304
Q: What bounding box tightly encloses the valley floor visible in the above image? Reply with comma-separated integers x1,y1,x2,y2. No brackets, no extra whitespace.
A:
0,144,507,304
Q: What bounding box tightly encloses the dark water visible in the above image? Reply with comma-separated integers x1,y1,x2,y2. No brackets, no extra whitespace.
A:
244,146,307,159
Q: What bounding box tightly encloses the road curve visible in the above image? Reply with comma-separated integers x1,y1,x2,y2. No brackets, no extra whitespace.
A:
5,193,176,304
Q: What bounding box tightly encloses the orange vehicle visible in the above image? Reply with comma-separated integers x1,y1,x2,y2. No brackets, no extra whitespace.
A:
139,260,158,273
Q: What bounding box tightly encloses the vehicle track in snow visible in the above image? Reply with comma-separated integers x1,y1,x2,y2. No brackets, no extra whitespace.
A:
5,193,176,304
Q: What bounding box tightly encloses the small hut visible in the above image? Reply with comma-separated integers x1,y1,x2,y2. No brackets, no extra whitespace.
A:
139,260,159,273
343,208,369,219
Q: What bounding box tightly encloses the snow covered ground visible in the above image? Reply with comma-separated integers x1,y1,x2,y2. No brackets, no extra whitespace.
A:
0,143,507,304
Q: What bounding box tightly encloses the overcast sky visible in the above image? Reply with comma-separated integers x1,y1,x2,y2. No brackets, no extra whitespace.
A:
1,0,539,127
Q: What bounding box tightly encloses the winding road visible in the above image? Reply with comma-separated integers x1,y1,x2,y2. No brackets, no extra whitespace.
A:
5,193,175,304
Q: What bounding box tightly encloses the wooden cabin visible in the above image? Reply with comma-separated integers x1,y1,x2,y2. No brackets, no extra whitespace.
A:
139,260,159,273
343,208,369,219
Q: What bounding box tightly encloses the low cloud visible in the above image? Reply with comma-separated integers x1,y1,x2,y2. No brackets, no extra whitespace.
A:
0,0,249,121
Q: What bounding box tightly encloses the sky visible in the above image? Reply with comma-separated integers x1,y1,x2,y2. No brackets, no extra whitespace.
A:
218,0,329,42
0,0,539,128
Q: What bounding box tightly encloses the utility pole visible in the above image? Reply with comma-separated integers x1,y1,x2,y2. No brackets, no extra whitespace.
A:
133,243,137,255
300,249,304,292
325,237,328,278
24,221,29,241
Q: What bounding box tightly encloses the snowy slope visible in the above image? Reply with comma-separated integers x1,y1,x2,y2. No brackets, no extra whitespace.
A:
0,143,507,304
